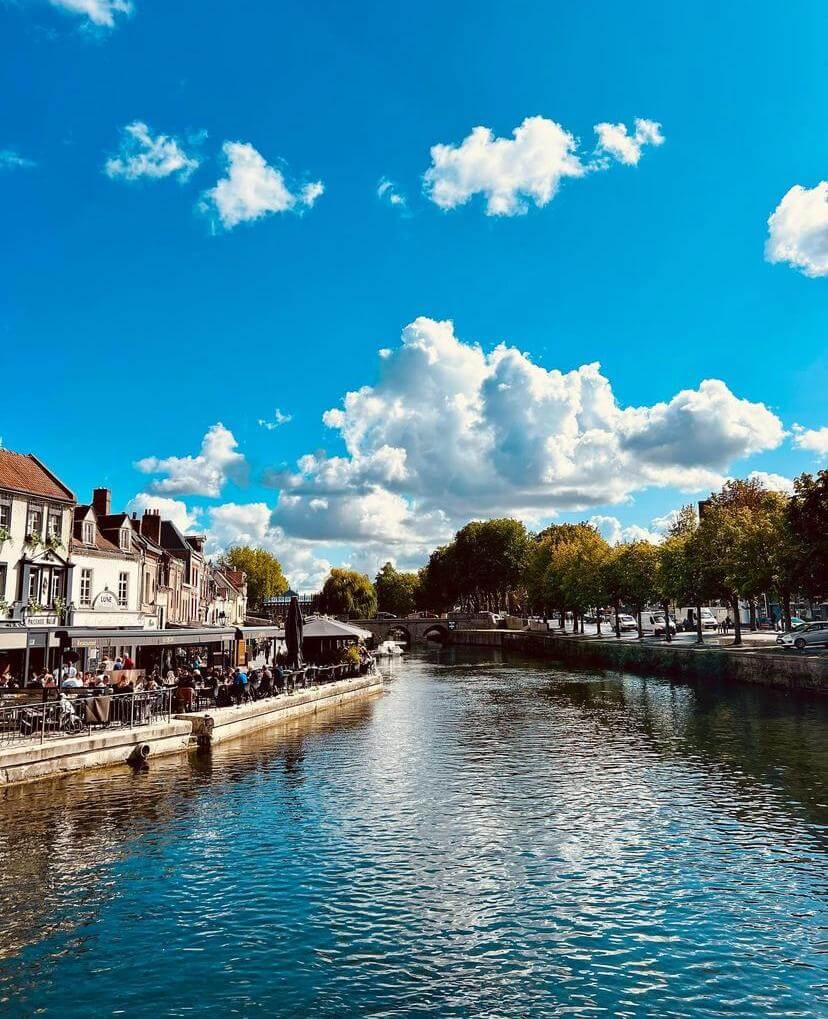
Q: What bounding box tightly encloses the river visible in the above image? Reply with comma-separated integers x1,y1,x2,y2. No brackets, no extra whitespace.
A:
0,647,826,1017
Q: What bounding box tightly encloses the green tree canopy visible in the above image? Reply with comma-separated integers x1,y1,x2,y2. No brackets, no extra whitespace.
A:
319,568,377,619
217,546,287,610
375,562,421,617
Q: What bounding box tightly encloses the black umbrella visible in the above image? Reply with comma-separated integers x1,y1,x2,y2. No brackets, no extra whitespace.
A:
285,595,304,668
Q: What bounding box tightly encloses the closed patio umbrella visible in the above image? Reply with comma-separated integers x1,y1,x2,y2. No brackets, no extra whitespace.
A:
285,596,304,668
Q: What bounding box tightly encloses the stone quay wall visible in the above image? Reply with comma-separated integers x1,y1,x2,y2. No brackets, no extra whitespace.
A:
0,674,385,788
448,629,828,694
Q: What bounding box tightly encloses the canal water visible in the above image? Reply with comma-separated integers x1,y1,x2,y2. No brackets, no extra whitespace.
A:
1,647,827,1017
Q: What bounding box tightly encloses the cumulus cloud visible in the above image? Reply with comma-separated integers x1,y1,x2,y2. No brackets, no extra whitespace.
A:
200,141,323,230
792,424,828,457
125,493,201,534
747,470,795,493
766,183,828,277
424,116,585,216
49,0,132,27
265,317,784,548
135,423,247,497
423,114,663,216
0,149,35,171
258,409,292,431
590,514,665,546
593,118,664,166
104,121,199,182
204,502,332,591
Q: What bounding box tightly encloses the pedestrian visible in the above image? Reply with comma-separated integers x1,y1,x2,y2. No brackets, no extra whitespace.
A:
232,667,249,705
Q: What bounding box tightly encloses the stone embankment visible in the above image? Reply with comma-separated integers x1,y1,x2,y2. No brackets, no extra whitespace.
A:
0,674,384,788
448,629,828,694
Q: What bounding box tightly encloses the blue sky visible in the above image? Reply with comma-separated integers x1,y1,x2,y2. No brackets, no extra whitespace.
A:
2,0,828,588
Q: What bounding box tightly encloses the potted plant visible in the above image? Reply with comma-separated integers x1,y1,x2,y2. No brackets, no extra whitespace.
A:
0,526,10,547
24,533,41,550
45,534,64,551
53,596,66,622
27,597,43,615
0,598,8,620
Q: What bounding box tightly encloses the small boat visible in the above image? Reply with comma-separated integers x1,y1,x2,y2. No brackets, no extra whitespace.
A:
375,640,405,657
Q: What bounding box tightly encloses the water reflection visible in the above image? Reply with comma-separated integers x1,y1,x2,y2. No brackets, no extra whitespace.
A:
0,650,826,1018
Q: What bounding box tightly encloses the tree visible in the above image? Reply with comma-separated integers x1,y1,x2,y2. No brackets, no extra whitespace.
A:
788,470,828,608
218,546,287,611
417,544,461,613
614,542,659,637
375,562,421,617
528,523,605,629
319,568,377,618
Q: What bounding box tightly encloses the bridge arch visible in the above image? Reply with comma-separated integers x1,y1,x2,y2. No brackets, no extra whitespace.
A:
422,624,449,643
386,625,412,648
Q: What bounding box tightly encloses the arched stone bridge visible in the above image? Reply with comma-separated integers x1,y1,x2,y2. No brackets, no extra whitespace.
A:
354,617,451,647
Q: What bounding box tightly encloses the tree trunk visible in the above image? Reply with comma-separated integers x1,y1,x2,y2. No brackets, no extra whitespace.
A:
614,598,621,638
731,594,742,646
560,608,566,631
783,590,792,632
596,610,602,637
748,599,757,631
662,600,672,642
695,601,703,644
636,608,643,639
579,614,585,635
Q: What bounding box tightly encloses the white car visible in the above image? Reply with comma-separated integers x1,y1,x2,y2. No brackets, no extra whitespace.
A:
615,614,639,633
777,621,828,651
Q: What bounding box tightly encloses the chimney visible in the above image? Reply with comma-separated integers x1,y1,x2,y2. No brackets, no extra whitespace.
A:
93,487,111,517
141,509,162,544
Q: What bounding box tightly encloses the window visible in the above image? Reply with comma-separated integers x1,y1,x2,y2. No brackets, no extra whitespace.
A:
50,572,62,605
26,504,43,538
80,569,92,607
0,563,7,599
0,498,10,531
47,506,62,541
83,521,95,545
118,572,129,607
120,529,132,552
28,571,39,601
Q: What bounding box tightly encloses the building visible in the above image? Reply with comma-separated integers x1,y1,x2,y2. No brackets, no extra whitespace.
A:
69,489,148,629
208,566,248,626
0,449,76,625
155,519,208,626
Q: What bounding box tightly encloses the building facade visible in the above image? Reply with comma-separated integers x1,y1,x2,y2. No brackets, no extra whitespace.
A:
0,449,76,625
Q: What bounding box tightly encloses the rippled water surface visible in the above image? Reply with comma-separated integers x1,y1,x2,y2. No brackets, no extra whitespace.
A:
1,648,827,1017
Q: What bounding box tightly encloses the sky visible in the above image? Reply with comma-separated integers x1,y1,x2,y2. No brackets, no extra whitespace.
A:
2,0,828,590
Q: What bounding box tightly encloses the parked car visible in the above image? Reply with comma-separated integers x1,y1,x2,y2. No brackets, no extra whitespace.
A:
645,611,676,636
614,613,639,633
678,607,718,631
777,620,828,650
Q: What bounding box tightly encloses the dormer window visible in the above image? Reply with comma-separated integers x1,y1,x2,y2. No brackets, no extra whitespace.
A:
83,521,95,545
120,528,132,551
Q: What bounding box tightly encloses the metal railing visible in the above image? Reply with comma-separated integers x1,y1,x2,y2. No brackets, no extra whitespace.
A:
0,689,174,748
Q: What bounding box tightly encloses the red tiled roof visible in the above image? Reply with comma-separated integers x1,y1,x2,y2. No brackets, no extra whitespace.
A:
0,449,74,502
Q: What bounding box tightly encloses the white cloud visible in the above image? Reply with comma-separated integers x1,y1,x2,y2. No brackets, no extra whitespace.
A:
0,149,35,171
593,118,664,166
135,422,247,497
423,114,663,216
266,317,784,549
258,409,292,431
747,470,795,494
424,116,585,216
377,177,407,209
200,141,323,230
104,122,199,182
204,502,332,592
590,515,665,546
49,0,132,28
792,424,828,457
125,493,201,534
766,183,828,277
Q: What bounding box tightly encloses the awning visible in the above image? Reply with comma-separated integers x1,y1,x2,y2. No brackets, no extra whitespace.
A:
0,629,29,651
56,626,237,650
283,616,372,641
